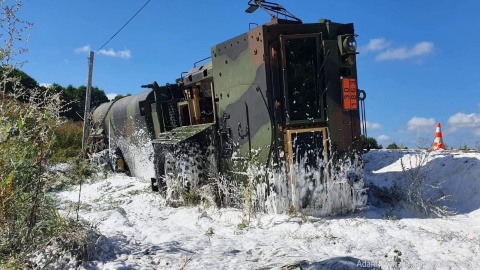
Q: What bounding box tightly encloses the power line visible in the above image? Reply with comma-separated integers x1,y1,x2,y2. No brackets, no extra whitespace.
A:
96,0,151,52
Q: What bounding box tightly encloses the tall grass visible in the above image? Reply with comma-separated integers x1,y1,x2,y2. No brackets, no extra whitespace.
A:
0,1,103,267
51,121,83,162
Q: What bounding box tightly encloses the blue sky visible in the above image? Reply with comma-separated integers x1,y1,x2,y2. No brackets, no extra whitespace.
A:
17,0,480,149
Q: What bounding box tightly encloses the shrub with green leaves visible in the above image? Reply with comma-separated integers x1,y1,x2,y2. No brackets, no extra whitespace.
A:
0,0,83,265
0,81,68,262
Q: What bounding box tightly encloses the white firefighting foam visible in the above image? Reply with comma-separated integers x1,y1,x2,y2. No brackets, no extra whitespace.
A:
252,154,366,216
159,141,216,204
164,146,203,202
113,125,366,216
50,150,480,269
114,129,156,182
145,141,367,216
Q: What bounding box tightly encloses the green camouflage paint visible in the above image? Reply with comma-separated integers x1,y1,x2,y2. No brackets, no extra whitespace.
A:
89,12,366,214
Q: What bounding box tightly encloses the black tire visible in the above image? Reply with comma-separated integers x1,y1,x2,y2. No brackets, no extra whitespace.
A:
154,147,175,196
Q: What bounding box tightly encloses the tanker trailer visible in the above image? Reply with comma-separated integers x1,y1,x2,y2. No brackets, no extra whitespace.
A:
90,82,183,180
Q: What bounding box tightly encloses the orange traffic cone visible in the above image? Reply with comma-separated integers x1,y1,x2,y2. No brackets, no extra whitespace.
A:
431,123,446,151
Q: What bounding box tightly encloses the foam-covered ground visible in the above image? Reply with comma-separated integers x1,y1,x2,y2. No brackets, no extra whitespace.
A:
53,150,480,269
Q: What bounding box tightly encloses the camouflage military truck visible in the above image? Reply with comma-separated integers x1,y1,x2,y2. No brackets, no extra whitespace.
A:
90,1,368,215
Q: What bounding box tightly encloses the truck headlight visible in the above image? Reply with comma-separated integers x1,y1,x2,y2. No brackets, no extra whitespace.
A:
344,36,357,53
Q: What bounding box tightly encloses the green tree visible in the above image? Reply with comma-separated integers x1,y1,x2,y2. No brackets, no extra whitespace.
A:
0,69,110,122
387,142,399,149
112,93,131,101
0,67,39,99
361,135,383,149
52,84,109,121
79,85,109,107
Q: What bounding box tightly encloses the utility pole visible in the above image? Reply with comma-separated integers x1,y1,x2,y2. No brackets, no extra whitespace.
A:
82,51,94,155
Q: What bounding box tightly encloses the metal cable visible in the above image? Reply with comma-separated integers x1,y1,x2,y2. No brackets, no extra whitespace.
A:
359,94,369,152
96,0,151,52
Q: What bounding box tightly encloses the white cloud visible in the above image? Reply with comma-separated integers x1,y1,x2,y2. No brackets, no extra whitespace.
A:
447,113,480,135
360,38,391,53
74,45,91,53
407,116,436,132
106,93,118,101
97,48,131,59
74,45,131,59
40,83,52,88
376,41,434,61
377,135,390,141
365,121,382,130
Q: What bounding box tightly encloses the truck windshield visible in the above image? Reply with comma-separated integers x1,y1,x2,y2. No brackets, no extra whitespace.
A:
283,36,321,122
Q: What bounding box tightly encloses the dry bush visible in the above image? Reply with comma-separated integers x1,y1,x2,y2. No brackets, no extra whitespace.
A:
0,84,69,261
400,149,454,217
0,0,87,266
0,2,106,268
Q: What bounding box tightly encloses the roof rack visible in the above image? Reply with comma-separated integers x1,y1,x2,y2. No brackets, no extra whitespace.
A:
245,0,302,23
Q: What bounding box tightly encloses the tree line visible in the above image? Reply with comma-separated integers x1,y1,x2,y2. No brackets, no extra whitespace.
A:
362,135,408,150
1,67,112,121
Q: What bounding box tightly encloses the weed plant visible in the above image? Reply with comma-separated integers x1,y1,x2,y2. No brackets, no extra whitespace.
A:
0,1,95,266
400,149,454,217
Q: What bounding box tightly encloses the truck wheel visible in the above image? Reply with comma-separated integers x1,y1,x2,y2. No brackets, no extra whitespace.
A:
156,149,175,196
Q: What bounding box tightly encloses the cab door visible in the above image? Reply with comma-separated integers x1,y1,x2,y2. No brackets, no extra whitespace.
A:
280,33,325,127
